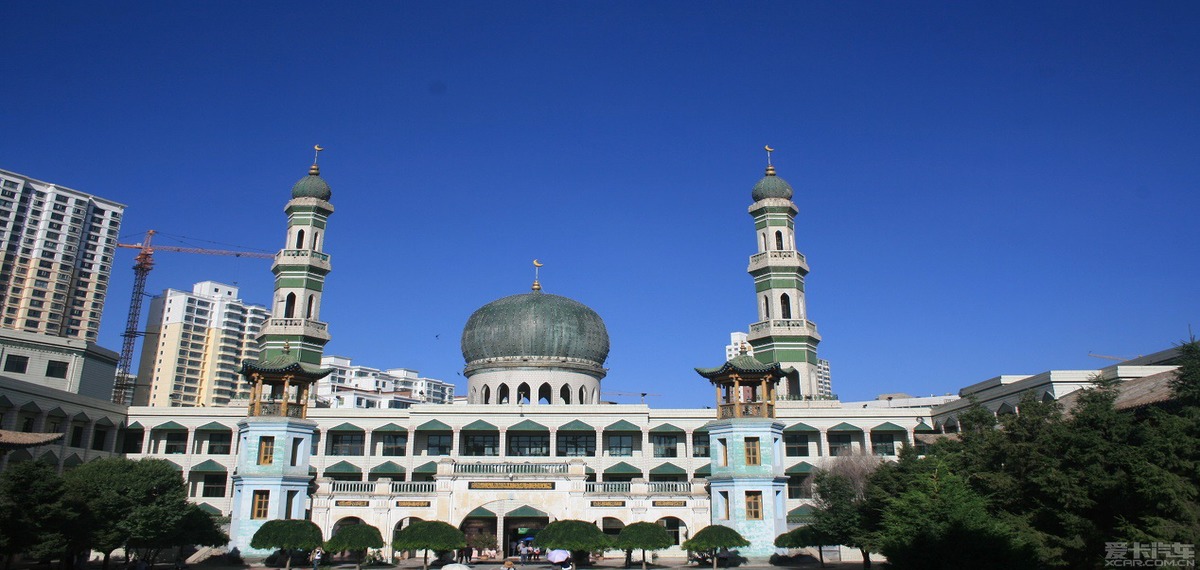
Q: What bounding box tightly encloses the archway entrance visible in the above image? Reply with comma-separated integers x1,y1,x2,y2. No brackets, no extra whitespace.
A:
502,506,550,558
459,507,499,560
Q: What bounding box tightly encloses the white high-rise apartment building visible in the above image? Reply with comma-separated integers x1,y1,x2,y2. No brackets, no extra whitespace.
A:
317,355,455,408
0,169,125,341
817,358,833,399
725,331,750,360
133,281,270,407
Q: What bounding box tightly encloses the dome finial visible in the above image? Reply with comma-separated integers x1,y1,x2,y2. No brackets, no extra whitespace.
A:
310,144,324,175
532,259,544,291
764,145,776,176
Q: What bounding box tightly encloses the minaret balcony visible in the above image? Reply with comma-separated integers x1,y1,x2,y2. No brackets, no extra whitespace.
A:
274,249,332,272
266,317,331,340
747,318,820,339
748,250,809,273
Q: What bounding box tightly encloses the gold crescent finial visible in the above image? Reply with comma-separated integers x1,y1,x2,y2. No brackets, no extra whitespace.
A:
533,259,543,267
310,145,325,175
764,145,776,175
532,259,543,291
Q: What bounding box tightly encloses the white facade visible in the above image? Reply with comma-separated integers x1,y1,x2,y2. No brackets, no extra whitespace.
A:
317,355,454,408
0,169,126,342
133,281,270,407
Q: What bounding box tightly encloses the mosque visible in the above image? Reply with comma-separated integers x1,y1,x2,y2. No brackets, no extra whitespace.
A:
1,151,1178,562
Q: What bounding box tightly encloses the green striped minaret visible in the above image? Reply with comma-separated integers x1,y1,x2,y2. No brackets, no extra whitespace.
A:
257,161,335,364
744,155,822,399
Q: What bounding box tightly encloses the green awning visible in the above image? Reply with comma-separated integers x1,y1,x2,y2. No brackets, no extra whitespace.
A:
197,503,222,516
694,464,711,477
508,419,548,432
467,506,496,518
369,461,405,475
163,460,182,471
416,419,451,431
604,462,642,475
190,459,227,472
126,421,143,430
153,421,186,431
827,422,863,432
95,417,115,427
785,462,815,475
309,467,318,476
324,461,363,474
693,426,709,434
784,422,818,433
604,420,641,432
196,422,232,431
650,423,684,434
649,462,686,476
414,461,438,474
585,467,596,474
63,454,83,467
506,505,548,518
872,422,908,432
375,423,408,433
45,407,68,417
461,420,498,431
787,505,816,524
914,421,936,433
0,395,11,407
328,422,364,432
558,420,595,432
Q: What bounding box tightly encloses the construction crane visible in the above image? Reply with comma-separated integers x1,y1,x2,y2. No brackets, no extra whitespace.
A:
110,230,274,405
1087,352,1141,362
601,391,662,404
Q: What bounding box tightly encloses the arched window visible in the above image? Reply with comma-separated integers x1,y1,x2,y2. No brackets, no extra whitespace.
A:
305,295,315,318
538,383,552,405
780,293,791,319
775,231,784,251
469,387,477,405
761,233,767,251
312,231,320,251
762,296,772,319
295,229,305,250
656,517,687,545
482,385,491,405
579,386,587,404
498,384,510,405
517,383,531,405
284,293,297,318
560,385,572,404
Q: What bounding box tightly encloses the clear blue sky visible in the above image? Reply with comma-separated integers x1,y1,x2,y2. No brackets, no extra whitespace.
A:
3,2,1198,408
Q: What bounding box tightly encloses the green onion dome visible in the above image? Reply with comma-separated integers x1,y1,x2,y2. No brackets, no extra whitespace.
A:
291,164,332,201
751,165,793,201
461,290,610,369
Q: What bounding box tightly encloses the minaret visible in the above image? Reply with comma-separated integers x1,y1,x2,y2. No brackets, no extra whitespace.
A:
229,148,335,553
695,351,789,559
745,147,822,399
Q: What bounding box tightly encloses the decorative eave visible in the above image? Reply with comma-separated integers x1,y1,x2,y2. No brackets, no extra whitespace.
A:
0,429,63,450
240,354,332,380
695,354,790,379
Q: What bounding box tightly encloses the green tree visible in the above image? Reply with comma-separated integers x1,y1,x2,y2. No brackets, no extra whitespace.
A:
0,460,73,570
808,472,869,565
775,526,834,567
534,520,612,566
325,524,383,570
877,466,1038,570
1169,338,1200,406
391,521,465,570
680,526,748,570
250,520,324,570
614,522,673,570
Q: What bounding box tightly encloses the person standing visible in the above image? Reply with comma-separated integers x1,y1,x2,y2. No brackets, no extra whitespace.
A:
311,548,324,570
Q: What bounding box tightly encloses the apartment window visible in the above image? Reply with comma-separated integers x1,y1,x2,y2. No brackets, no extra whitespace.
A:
556,433,595,457
258,436,275,465
508,434,549,457
692,434,709,457
462,434,499,456
208,432,232,455
380,434,407,456
784,433,809,457
329,433,364,456
45,360,69,379
787,475,813,499
745,437,761,466
202,473,227,497
871,433,896,456
164,431,187,454
91,428,108,451
3,355,28,373
251,490,270,519
828,434,853,457
746,491,763,520
606,434,633,457
426,434,452,456
651,434,678,458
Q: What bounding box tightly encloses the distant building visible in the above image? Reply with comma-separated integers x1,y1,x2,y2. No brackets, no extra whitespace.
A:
317,355,455,408
0,328,118,400
725,332,749,361
0,168,126,341
133,281,270,407
816,358,832,399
